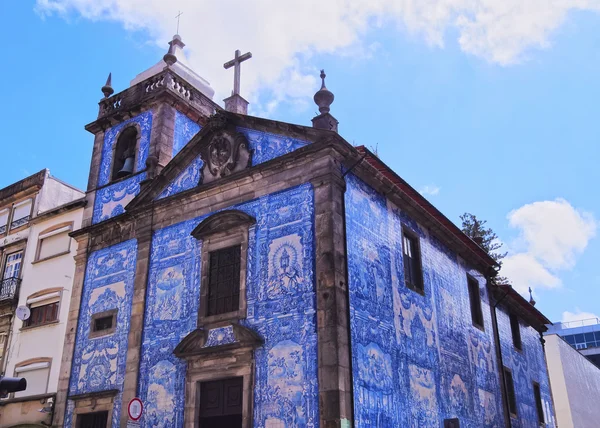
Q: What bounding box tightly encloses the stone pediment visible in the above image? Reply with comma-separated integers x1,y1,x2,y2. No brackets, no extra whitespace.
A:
173,323,263,359
128,111,251,209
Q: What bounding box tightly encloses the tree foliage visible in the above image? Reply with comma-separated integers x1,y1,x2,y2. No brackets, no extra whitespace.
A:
460,213,508,283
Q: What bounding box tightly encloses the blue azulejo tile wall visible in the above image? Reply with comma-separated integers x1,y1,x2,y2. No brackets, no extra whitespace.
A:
139,183,318,428
66,239,138,427
93,172,146,224
497,308,556,427
173,110,201,157
345,174,506,427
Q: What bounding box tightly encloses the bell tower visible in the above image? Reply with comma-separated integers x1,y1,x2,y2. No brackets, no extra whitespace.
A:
82,35,219,226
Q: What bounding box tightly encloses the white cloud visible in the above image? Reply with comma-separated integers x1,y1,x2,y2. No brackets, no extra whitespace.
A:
419,185,441,196
502,199,596,295
35,0,600,113
562,309,600,326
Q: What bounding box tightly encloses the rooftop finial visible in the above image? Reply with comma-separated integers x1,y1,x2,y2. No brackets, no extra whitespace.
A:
313,69,334,114
175,10,183,35
101,72,114,98
529,287,536,306
163,36,178,66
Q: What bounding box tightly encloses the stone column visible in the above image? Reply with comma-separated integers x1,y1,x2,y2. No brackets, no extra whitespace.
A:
311,170,353,428
119,213,153,427
53,234,90,428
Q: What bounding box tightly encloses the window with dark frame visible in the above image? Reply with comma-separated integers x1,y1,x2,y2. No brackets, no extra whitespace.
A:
444,418,460,428
207,246,241,316
510,313,522,350
402,228,423,293
25,302,59,327
89,310,117,338
504,367,518,417
76,411,109,428
533,382,545,424
467,275,484,329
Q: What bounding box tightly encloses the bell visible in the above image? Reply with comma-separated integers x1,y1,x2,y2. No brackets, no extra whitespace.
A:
117,156,134,178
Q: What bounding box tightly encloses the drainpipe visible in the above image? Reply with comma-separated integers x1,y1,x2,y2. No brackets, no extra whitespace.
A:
488,276,512,428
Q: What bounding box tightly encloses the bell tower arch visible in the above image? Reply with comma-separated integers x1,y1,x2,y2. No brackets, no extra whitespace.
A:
82,34,220,226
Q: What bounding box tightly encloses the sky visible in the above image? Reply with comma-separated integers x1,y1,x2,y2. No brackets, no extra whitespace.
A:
1,0,600,324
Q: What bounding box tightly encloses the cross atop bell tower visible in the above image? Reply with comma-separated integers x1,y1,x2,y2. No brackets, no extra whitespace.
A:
223,49,252,115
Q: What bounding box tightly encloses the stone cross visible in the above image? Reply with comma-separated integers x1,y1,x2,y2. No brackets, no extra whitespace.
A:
175,11,183,34
224,50,252,96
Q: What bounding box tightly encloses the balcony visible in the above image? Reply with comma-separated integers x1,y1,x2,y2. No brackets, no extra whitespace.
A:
10,215,30,230
0,277,20,302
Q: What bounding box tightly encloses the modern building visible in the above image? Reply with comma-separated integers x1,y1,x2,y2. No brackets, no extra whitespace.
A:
544,334,600,428
53,35,556,427
545,317,600,368
0,170,84,427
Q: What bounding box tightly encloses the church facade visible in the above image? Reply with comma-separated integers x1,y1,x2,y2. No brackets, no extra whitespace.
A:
54,36,556,428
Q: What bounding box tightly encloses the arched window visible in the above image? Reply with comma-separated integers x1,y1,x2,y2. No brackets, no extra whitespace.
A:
111,126,138,181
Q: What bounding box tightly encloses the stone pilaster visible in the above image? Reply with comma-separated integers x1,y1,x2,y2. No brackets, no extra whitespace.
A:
311,170,353,428
86,131,105,192
118,213,153,427
53,233,90,428
149,103,176,178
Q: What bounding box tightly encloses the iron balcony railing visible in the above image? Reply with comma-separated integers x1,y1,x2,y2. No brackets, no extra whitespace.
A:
0,277,20,302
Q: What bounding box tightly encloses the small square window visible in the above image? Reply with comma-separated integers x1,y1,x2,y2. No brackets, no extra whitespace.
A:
467,275,484,330
504,367,518,417
510,314,522,350
90,310,117,338
585,332,595,343
444,418,460,428
401,227,424,293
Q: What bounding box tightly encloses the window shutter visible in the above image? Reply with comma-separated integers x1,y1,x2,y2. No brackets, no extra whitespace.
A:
14,363,50,397
12,200,32,221
0,210,8,227
38,232,71,259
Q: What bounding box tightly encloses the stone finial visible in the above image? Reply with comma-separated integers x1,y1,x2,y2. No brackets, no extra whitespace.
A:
101,73,114,98
528,287,536,306
164,34,185,66
313,70,334,114
312,69,339,132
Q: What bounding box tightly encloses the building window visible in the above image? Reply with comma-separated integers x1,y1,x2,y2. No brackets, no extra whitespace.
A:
444,419,460,428
533,382,545,424
467,275,484,330
510,313,522,350
111,126,138,181
90,309,118,338
14,359,51,397
207,246,241,316
23,289,61,328
504,367,518,417
3,251,23,280
0,209,8,234
402,227,424,293
199,377,243,427
10,199,32,229
36,223,72,261
76,411,109,428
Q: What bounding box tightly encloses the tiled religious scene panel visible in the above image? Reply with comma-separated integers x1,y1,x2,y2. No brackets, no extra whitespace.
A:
157,155,202,199
173,110,201,157
93,172,146,223
66,239,138,427
139,183,318,428
98,110,152,187
345,174,507,427
497,308,556,427
237,127,309,166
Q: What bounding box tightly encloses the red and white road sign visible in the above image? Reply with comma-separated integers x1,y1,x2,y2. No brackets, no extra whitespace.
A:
128,398,143,421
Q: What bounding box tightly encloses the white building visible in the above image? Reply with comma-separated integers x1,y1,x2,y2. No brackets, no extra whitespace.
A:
545,334,600,428
0,170,84,427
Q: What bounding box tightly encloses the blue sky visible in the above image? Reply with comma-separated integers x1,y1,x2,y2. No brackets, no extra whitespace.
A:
1,1,599,323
